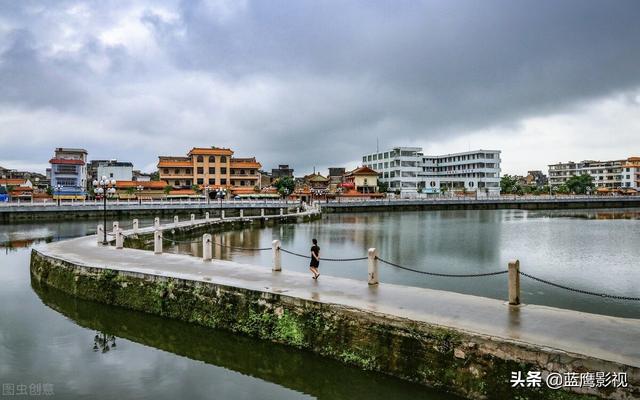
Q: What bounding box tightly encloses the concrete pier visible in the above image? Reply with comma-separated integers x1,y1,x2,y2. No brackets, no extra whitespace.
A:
28,207,639,400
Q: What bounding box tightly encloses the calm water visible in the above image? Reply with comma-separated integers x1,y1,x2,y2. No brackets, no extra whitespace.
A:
1,209,639,399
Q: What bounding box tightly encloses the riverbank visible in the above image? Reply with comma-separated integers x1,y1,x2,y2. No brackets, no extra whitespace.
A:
29,214,640,400
3,196,640,222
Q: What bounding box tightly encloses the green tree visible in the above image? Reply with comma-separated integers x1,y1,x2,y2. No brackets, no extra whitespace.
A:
378,181,389,193
163,185,173,195
565,174,594,194
500,175,521,194
191,184,202,194
273,176,295,197
555,184,570,194
150,171,160,181
125,187,135,195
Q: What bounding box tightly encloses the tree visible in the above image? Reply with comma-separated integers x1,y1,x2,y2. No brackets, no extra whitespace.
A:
555,184,570,194
191,184,201,194
163,185,173,195
273,176,295,197
378,181,389,193
150,171,160,181
565,174,594,194
125,187,135,195
500,174,521,194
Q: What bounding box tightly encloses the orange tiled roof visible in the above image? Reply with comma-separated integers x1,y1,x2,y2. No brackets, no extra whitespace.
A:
231,161,261,168
10,186,33,192
188,147,234,156
346,166,379,176
115,180,168,189
0,179,27,185
168,189,197,195
158,160,193,168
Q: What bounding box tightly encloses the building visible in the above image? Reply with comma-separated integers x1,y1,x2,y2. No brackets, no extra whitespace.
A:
327,167,346,192
132,170,152,182
548,158,632,190
620,157,640,191
271,164,294,181
362,147,501,196
158,147,262,197
342,166,379,194
88,160,134,183
524,170,548,187
49,148,88,199
114,180,168,200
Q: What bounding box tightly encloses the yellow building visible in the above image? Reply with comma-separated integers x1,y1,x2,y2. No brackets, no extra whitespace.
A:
158,147,262,196
343,166,379,193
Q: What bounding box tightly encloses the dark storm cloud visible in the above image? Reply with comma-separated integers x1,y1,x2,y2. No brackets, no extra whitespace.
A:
0,0,639,174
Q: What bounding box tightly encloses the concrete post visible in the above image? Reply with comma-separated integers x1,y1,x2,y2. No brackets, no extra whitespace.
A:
272,240,281,271
296,207,300,214
174,215,179,227
240,209,244,218
190,213,195,224
97,224,104,244
205,212,210,221
112,221,119,233
508,260,520,305
368,248,379,285
115,229,124,249
221,210,225,220
132,219,139,234
279,208,283,216
260,208,265,217
203,234,212,261
154,230,163,254
154,217,160,229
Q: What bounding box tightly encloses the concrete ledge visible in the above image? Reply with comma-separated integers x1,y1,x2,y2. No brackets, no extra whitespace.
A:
29,234,640,399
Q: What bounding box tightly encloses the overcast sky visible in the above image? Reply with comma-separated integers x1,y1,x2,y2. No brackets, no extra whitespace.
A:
1,0,639,176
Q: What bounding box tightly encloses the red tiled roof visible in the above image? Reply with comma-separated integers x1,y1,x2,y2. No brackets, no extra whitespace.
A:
49,158,85,165
346,166,378,176
115,180,168,189
0,179,26,185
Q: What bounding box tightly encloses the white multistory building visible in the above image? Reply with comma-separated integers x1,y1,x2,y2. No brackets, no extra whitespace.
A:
548,157,640,190
362,147,501,196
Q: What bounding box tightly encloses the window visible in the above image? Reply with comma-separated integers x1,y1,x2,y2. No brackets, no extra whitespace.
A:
197,167,204,174
197,178,203,184
220,156,227,163
209,167,215,174
163,169,169,174
56,178,77,186
220,178,227,185
109,173,113,178
196,155,203,162
221,167,227,174
240,181,245,186
174,169,180,174
373,154,377,161
174,180,180,186
208,178,215,184
384,162,388,168
367,155,372,161
362,156,366,162
384,152,389,159
209,156,215,163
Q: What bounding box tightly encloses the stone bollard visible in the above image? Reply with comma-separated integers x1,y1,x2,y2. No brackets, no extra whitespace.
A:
191,214,195,224
115,229,124,249
260,208,265,217
203,234,212,261
205,212,210,221
279,208,283,216
368,248,379,285
97,224,104,244
272,240,281,271
154,217,160,229
296,207,300,214
174,215,179,227
239,209,244,219
508,260,520,305
221,210,225,220
133,219,139,234
154,230,163,254
112,221,119,233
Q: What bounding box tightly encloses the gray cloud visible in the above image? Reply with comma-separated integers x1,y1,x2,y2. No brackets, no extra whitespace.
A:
0,0,639,175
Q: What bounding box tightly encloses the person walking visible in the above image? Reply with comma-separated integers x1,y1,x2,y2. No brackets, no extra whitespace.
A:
309,238,320,279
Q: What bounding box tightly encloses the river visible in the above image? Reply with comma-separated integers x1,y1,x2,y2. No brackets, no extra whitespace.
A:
1,209,639,399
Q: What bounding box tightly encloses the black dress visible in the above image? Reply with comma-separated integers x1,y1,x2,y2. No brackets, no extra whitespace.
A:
310,245,320,268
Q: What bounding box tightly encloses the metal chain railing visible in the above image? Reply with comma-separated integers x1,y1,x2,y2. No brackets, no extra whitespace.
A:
162,237,201,245
279,247,369,262
375,256,508,277
519,271,640,301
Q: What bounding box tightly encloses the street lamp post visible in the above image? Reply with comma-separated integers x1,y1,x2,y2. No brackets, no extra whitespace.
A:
204,185,211,205
54,184,63,206
216,188,227,209
136,185,144,205
93,176,117,245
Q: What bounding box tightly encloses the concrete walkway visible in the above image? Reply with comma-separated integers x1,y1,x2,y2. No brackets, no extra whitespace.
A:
38,226,640,369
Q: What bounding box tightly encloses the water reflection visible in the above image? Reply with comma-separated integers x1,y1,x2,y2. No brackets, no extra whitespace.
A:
32,279,458,400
